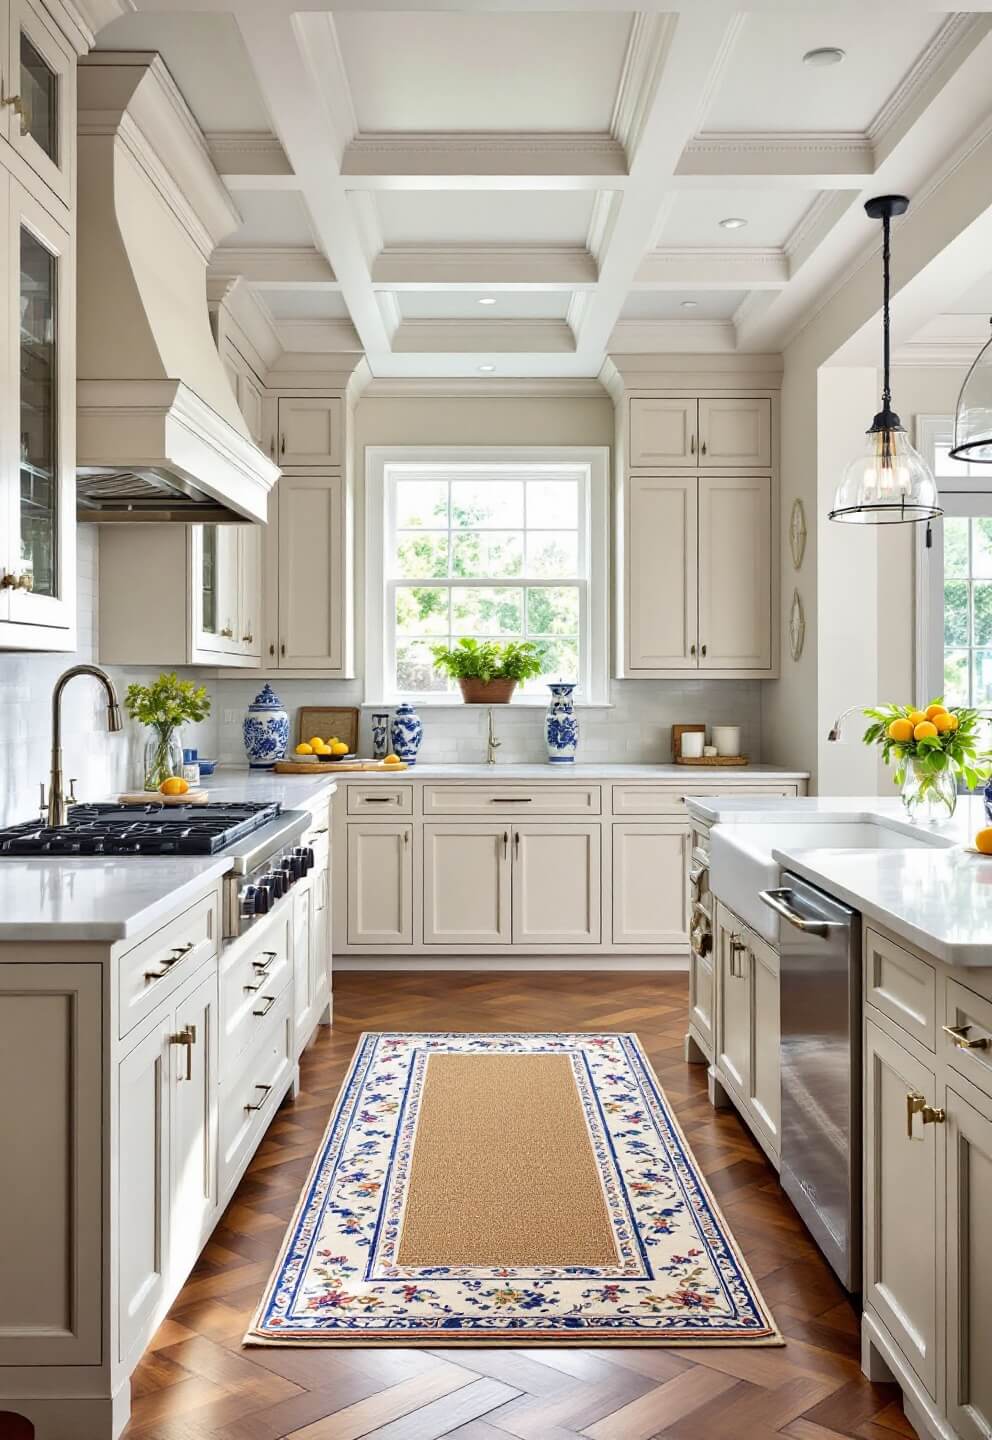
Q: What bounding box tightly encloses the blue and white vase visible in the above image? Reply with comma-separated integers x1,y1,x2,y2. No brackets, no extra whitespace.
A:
389,702,423,765
371,712,390,760
243,684,290,770
545,682,578,764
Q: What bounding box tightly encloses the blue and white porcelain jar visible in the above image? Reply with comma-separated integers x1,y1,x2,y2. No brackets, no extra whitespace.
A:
545,682,578,764
389,702,423,765
371,712,390,760
243,684,290,770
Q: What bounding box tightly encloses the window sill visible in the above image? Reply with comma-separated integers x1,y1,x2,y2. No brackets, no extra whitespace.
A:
361,699,615,710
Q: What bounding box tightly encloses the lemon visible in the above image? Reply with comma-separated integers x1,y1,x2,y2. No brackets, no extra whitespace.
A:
907,709,928,727
295,742,313,755
945,713,960,731
312,742,330,754
933,712,956,734
976,827,992,855
887,718,913,743
913,721,938,741
308,736,324,749
383,753,402,766
925,704,948,721
330,740,349,756
159,776,189,796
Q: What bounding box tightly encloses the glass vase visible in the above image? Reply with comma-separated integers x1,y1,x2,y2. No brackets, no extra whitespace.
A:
900,759,957,824
143,727,183,791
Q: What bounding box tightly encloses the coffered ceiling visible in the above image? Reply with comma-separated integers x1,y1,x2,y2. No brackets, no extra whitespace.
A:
99,4,992,379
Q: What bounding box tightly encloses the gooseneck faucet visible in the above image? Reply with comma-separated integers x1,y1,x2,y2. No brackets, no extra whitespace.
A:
47,665,123,826
827,705,871,743
486,706,502,766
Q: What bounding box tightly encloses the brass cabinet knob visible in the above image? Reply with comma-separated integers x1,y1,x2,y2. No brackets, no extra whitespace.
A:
906,1091,945,1138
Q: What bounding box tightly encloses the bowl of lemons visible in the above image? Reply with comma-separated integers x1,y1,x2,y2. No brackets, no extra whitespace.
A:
295,736,353,763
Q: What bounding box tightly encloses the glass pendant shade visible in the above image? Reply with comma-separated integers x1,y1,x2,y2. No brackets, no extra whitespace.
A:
950,321,992,462
830,415,941,524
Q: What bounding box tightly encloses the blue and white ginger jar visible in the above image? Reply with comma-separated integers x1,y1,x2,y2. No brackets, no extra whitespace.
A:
243,684,290,770
389,702,423,765
545,682,578,764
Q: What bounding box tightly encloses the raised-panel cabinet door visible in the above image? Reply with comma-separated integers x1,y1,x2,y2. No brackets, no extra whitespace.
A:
629,398,697,466
7,0,76,207
511,824,601,945
0,963,102,1367
747,939,780,1156
237,524,262,659
310,840,331,1014
698,474,771,671
945,1083,992,1440
697,398,771,467
169,970,218,1287
715,917,750,1097
612,823,688,945
423,823,511,946
347,823,413,946
626,475,698,670
278,473,344,669
689,952,714,1052
278,397,342,466
292,877,315,1048
118,1015,172,1365
863,1018,939,1399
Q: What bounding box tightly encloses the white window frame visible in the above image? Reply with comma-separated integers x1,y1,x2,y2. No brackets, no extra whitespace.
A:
365,445,610,706
915,415,992,702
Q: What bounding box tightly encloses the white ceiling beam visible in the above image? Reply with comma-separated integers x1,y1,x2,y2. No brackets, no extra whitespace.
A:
607,319,738,353
341,133,628,188
235,10,394,356
207,131,296,189
675,133,873,187
391,319,575,354
634,247,788,289
210,246,338,288
371,246,597,289
272,318,364,353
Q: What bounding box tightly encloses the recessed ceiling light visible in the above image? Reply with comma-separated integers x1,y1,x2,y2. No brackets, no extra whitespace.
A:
802,46,845,67
680,299,699,309
478,364,496,373
719,217,747,230
477,297,497,306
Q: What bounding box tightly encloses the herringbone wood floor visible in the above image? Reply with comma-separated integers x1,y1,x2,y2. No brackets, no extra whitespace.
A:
122,973,915,1440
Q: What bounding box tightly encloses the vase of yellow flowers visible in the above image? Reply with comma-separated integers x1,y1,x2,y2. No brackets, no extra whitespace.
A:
862,700,989,823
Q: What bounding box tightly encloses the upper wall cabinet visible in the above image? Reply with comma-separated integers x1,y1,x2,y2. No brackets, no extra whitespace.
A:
629,396,771,470
278,397,342,468
3,0,76,208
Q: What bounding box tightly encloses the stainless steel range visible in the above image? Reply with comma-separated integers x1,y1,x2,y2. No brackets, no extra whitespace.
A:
0,800,315,939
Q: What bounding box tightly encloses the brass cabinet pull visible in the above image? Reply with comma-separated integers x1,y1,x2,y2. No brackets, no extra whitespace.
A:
942,1022,990,1051
0,570,16,588
2,91,28,135
220,624,234,638
253,950,278,973
145,949,187,982
253,995,276,1017
170,1024,197,1081
171,942,194,960
907,1090,946,1139
244,1082,272,1112
243,979,263,993
729,934,748,978
242,631,254,645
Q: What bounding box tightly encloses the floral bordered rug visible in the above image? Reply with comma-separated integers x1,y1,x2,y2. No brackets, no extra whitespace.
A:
245,1032,781,1346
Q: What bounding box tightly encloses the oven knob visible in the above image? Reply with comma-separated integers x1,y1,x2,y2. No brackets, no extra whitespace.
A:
294,846,314,874
278,863,297,888
256,884,272,914
241,885,257,918
271,871,286,899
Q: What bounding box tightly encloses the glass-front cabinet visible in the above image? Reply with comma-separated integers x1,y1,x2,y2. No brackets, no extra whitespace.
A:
0,176,75,644
191,525,261,664
4,0,76,206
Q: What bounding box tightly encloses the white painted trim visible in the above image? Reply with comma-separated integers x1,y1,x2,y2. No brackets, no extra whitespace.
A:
342,132,628,182
209,247,337,289
364,445,610,707
371,245,597,288
635,247,788,289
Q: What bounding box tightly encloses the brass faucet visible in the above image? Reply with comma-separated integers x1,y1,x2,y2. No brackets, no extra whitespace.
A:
486,706,502,766
45,665,123,826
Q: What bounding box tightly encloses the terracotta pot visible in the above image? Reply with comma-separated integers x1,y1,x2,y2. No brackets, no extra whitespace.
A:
457,676,517,705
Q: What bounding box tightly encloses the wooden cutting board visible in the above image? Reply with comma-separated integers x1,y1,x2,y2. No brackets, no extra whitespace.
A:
274,759,408,774
116,789,210,805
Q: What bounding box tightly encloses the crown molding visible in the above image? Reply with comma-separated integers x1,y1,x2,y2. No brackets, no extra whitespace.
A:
371,245,598,288
586,190,621,266
207,131,293,182
266,351,365,390
342,131,627,182
891,344,975,370
360,375,608,400
635,247,788,289
606,350,784,392
611,13,678,158
608,319,738,354
274,318,364,354
211,278,283,378
392,318,575,355
678,130,872,181
868,14,991,154
210,246,337,289
784,191,857,273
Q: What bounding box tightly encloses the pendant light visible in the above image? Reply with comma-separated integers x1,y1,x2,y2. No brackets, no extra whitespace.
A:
950,317,992,462
829,195,941,525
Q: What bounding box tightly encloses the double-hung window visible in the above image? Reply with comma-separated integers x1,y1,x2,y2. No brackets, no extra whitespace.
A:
365,447,609,703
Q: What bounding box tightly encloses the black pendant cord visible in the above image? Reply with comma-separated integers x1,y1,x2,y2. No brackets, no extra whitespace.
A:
881,212,892,414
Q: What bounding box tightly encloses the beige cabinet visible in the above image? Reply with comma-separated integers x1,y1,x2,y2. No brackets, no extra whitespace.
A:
624,472,773,677
713,901,780,1159
265,471,350,672
747,935,780,1154
629,397,770,469
945,1080,992,1440
689,948,714,1054
193,524,261,662
423,823,511,946
292,875,315,1050
278,396,342,467
167,969,218,1287
715,913,750,1097
4,0,76,207
347,823,413,946
612,824,689,945
512,823,601,945
863,1017,939,1398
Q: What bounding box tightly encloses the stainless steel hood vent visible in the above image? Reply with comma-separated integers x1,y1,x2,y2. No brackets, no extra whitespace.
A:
75,54,279,524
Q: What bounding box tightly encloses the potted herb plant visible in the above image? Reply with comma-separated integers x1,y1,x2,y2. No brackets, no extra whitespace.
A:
862,699,990,822
124,672,211,790
430,638,543,704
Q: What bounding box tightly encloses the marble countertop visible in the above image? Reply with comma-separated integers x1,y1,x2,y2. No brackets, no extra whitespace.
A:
690,793,992,967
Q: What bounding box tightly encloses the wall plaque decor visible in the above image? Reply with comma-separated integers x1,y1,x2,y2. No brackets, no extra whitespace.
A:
789,588,806,661
789,498,807,570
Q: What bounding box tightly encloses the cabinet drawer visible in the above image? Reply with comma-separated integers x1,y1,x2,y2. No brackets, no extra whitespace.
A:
943,979,992,1096
347,784,413,816
865,928,936,1051
118,891,219,1039
423,784,600,816
611,783,795,816
219,987,294,1194
220,910,292,1073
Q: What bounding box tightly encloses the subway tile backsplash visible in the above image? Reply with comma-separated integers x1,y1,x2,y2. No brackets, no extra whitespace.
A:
0,531,761,826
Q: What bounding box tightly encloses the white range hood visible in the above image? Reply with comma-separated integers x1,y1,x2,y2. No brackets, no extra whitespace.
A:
75,52,279,523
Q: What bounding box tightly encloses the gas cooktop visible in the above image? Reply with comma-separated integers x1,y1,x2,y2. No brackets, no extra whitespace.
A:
0,801,281,856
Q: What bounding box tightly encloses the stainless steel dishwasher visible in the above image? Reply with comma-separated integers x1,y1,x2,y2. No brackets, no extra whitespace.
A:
760,874,861,1293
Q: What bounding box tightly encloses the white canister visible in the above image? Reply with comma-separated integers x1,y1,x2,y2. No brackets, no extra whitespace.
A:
680,730,705,758
712,725,741,757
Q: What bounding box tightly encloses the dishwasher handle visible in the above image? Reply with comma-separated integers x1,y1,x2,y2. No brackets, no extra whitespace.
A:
759,887,842,938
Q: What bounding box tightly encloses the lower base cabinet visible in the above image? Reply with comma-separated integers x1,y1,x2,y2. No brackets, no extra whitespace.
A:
945,1081,992,1440
512,823,601,945
423,823,511,945
347,823,413,945
711,900,781,1162
611,824,688,945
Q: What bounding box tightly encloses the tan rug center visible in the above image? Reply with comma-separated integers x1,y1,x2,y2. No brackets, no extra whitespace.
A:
395,1052,618,1268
